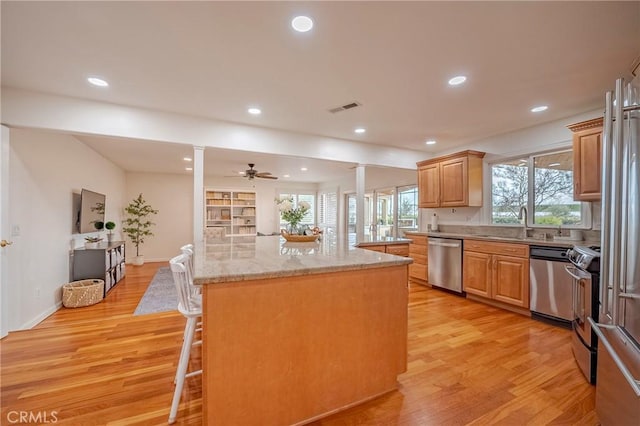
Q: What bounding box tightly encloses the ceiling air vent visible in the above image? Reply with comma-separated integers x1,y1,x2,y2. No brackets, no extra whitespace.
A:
328,101,362,114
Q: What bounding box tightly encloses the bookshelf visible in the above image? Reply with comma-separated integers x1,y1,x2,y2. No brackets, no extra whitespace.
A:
205,190,257,236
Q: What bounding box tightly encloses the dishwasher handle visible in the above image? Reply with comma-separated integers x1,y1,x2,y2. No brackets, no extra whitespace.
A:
428,240,461,248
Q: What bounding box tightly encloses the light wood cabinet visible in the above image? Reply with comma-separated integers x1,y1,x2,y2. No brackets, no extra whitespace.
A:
568,118,603,201
417,150,485,208
405,234,428,285
463,239,529,309
360,243,410,257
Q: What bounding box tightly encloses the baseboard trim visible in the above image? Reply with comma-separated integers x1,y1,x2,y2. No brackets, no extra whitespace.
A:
19,301,63,330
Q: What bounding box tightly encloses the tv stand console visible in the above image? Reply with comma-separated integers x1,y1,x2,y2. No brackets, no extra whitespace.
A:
71,241,126,297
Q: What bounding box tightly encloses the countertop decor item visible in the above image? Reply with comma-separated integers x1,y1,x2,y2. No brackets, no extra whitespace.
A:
280,229,319,242
105,221,116,243
275,196,311,235
84,236,103,249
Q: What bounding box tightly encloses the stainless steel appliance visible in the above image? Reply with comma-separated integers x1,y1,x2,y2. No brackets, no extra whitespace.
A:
589,76,640,425
566,245,601,384
529,245,573,328
427,237,462,294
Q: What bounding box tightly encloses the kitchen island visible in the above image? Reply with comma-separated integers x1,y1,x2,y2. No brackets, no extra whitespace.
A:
193,235,412,425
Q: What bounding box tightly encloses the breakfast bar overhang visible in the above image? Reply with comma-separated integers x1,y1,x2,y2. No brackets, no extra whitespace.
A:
193,235,411,425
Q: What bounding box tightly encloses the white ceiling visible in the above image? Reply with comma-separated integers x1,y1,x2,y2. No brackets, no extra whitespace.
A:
2,1,639,180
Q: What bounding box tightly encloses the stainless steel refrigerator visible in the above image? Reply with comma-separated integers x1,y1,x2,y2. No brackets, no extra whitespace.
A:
589,76,640,424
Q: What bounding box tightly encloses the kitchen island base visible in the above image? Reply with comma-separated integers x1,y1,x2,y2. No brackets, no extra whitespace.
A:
201,265,408,425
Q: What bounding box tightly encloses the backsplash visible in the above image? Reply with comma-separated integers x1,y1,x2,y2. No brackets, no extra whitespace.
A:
423,224,601,243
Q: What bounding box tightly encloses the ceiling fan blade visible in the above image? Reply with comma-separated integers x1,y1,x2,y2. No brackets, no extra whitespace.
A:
257,175,278,180
255,172,273,176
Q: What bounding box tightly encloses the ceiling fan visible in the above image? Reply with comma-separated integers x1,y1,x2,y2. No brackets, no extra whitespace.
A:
240,163,278,180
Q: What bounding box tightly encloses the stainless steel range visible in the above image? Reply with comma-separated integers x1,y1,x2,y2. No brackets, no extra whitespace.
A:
565,245,601,384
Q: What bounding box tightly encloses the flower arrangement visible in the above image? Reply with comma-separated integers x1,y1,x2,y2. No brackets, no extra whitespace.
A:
275,196,311,234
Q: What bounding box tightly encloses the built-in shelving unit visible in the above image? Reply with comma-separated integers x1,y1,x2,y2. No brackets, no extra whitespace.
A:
205,190,257,236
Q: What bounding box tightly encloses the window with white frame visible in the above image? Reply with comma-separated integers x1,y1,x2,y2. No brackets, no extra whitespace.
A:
318,190,337,231
491,150,589,227
278,192,315,227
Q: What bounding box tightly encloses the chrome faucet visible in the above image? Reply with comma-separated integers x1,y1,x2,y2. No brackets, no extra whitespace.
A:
518,206,531,239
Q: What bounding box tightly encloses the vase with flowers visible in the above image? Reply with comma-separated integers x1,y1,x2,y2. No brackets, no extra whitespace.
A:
275,196,316,241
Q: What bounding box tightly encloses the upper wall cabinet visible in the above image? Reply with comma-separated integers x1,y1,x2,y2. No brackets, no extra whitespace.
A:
417,150,485,208
568,118,603,202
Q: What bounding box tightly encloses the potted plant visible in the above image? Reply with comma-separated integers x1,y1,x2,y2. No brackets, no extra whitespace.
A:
122,194,158,266
105,221,116,243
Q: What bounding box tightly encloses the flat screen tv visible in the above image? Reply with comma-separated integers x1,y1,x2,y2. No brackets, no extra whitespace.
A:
78,189,106,233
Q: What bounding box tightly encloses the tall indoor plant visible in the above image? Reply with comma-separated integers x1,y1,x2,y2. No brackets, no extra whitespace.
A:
122,193,158,265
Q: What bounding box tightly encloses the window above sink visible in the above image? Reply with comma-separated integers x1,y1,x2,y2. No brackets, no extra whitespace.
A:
491,149,591,228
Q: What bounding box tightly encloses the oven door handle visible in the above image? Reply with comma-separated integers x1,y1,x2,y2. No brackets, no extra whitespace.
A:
564,264,585,280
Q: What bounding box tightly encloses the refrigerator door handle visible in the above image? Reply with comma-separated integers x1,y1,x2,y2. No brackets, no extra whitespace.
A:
588,318,640,397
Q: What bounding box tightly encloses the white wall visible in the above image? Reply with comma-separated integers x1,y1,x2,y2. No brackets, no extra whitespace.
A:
8,128,126,331
124,172,193,262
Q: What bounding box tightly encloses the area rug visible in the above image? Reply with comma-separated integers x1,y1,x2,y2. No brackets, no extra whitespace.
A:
133,267,177,315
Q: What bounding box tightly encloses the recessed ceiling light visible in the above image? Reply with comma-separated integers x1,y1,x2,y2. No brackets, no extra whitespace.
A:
354,128,366,134
238,171,245,175
531,105,548,113
185,167,193,171
283,174,290,178
425,140,437,145
87,77,108,87
183,157,192,162
291,16,313,32
448,75,466,86
248,107,261,115
300,167,308,171
548,162,561,167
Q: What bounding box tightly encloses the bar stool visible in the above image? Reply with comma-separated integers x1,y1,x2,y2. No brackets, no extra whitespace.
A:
168,253,202,424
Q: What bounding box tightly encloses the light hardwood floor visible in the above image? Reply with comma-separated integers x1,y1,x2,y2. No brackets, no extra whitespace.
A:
1,262,597,425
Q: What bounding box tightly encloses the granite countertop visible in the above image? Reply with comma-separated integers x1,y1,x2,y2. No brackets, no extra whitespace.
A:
404,231,599,248
193,235,413,285
355,235,412,247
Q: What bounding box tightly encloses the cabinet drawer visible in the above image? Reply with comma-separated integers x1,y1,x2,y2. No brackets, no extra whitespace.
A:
464,239,528,257
409,253,427,266
363,245,386,253
406,235,428,246
386,244,409,256
409,263,427,281
409,243,427,256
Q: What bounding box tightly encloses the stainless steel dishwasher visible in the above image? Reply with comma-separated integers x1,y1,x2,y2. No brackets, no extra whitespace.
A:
529,245,573,328
427,237,463,294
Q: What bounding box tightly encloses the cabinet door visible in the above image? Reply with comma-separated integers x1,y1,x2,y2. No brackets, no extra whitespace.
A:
492,255,529,308
462,251,491,298
440,156,468,207
573,128,602,201
418,164,440,208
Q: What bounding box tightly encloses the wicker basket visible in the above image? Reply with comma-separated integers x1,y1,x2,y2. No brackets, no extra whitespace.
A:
280,230,320,242
62,279,104,308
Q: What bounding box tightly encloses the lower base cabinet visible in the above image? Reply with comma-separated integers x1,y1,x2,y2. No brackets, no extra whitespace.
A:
463,240,529,309
406,234,428,285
